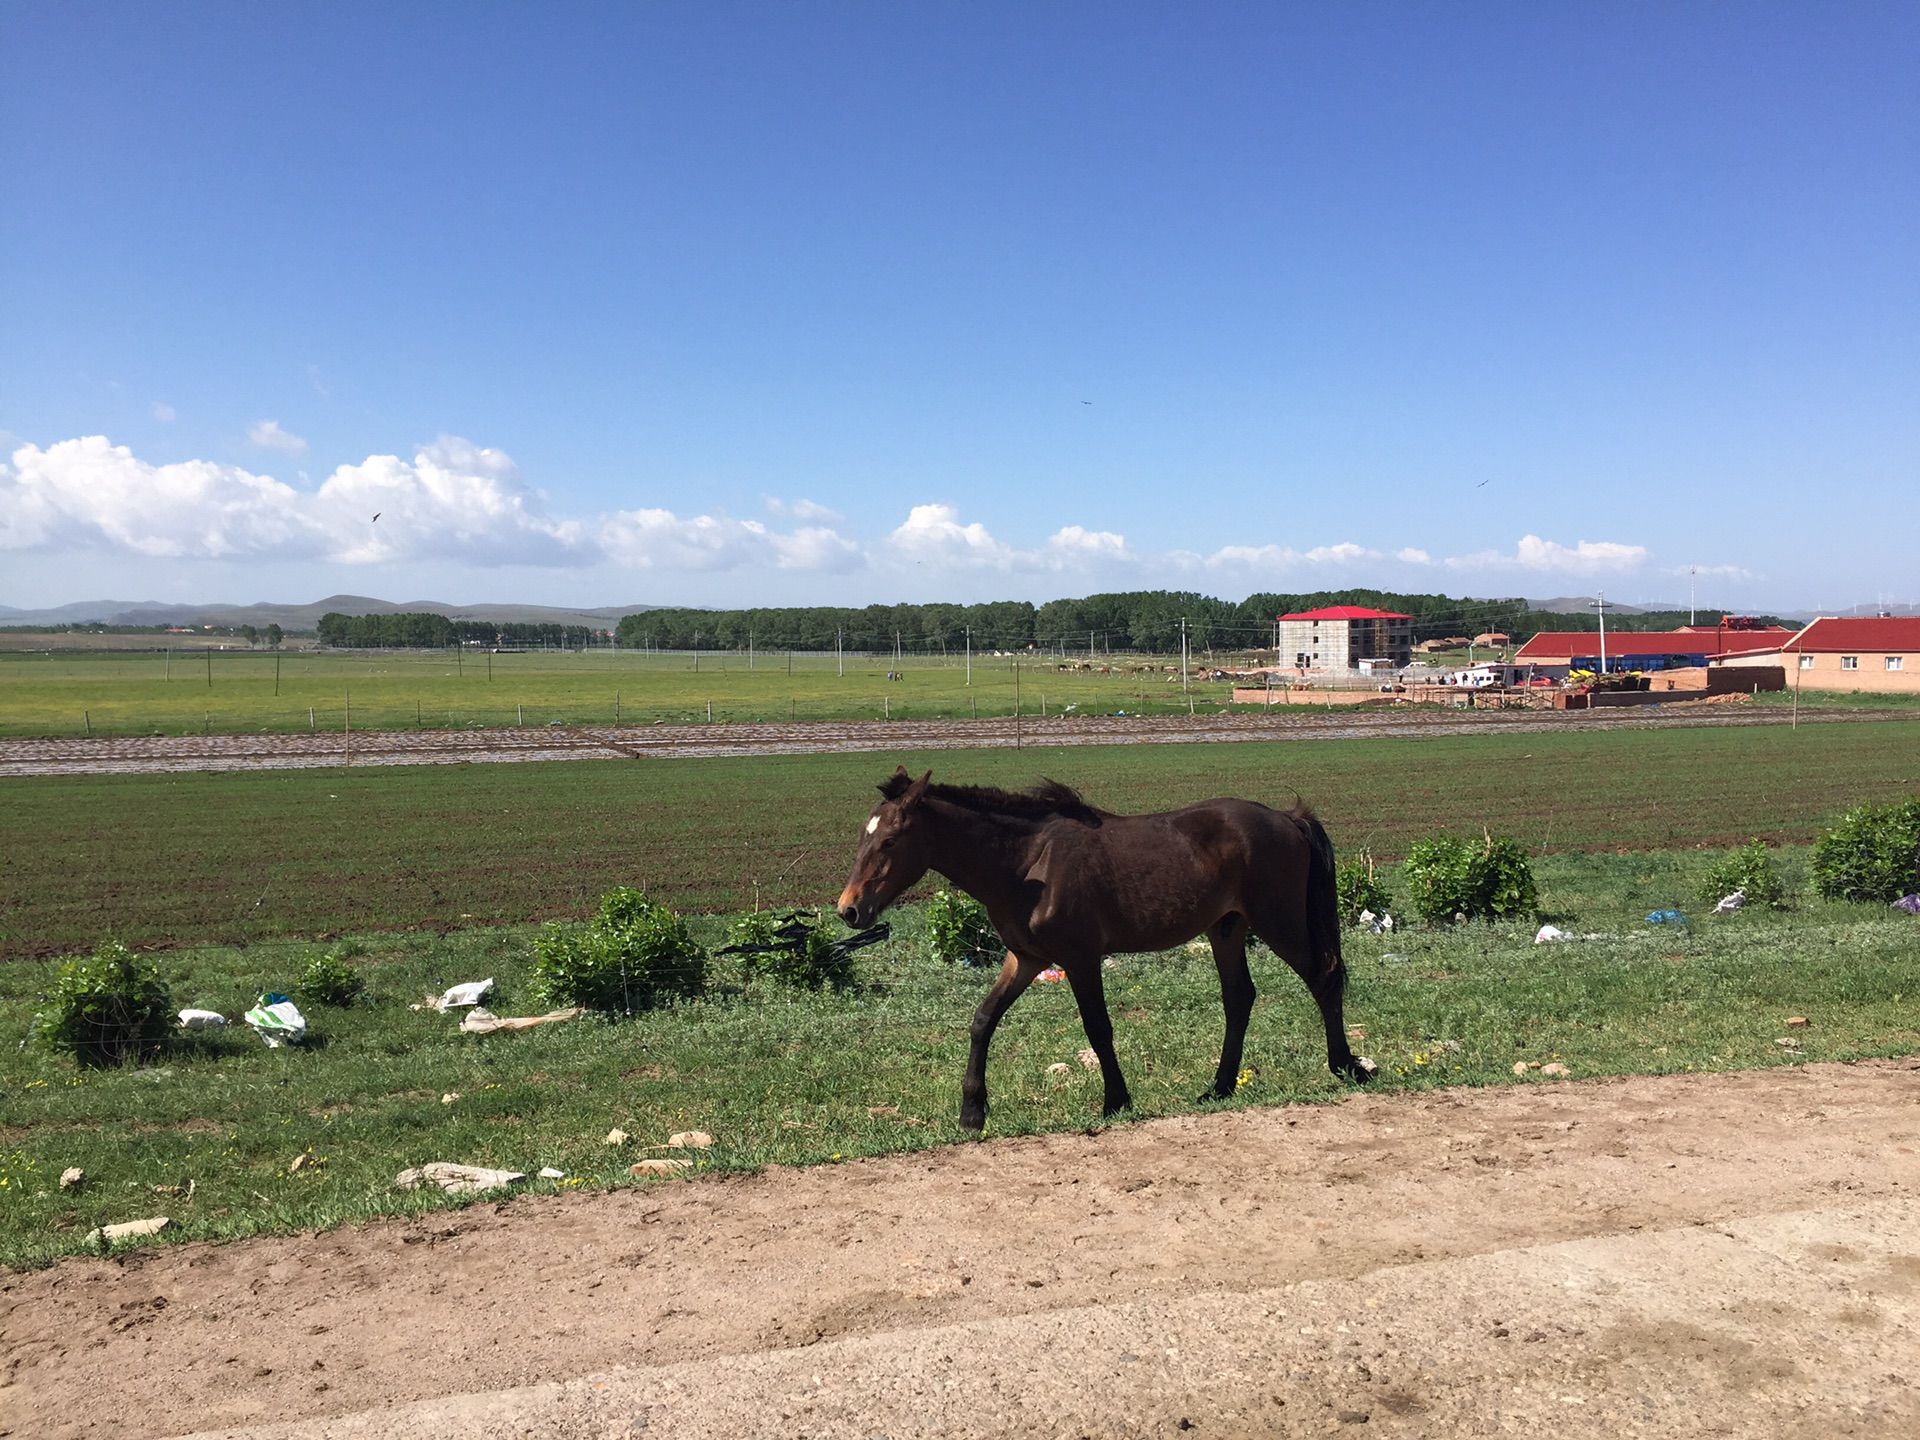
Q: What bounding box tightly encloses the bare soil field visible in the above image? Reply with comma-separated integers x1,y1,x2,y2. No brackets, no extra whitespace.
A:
0,699,1881,778
5,1059,1916,1439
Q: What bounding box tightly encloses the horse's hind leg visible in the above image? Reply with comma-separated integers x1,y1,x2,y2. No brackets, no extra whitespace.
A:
1250,912,1370,1085
961,951,1046,1131
1206,913,1256,1100
1063,959,1132,1118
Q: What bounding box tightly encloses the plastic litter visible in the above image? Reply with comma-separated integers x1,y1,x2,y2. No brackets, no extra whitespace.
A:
88,1216,172,1247
1036,967,1066,984
460,1006,584,1035
394,1163,526,1195
1894,895,1920,915
243,994,308,1047
1713,889,1748,915
538,1166,567,1180
1534,924,1567,944
178,1009,227,1030
430,979,494,1012
1357,909,1396,935
1645,909,1688,926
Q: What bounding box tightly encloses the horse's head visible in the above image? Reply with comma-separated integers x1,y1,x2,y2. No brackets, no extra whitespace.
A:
837,767,935,928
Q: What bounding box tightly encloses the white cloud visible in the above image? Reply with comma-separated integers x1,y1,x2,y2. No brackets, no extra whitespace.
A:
766,497,842,523
1670,562,1753,580
1045,525,1129,565
248,419,308,454
2,436,315,558
1445,534,1648,574
1302,542,1379,564
887,503,1014,568
150,401,176,423
1397,547,1434,565
1201,540,1380,571
314,437,586,565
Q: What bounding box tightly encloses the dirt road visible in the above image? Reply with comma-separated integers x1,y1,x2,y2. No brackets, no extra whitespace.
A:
5,1059,1917,1438
0,701,1875,777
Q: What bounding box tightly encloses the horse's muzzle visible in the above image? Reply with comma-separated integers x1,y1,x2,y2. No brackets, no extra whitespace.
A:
836,886,868,929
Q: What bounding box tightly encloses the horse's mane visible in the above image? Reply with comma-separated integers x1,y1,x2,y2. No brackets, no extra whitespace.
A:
879,774,1103,826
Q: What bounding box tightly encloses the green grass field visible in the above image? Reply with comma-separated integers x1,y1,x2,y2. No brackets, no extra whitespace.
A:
5,721,1918,958
0,647,1246,737
4,846,1915,1269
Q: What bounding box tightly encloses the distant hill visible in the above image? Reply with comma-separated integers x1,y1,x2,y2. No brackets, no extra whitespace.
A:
0,595,662,631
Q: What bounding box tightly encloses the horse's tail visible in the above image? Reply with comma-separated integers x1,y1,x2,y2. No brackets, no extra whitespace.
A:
1297,807,1344,983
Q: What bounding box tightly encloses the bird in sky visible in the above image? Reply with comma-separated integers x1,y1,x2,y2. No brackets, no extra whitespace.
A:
371,512,381,522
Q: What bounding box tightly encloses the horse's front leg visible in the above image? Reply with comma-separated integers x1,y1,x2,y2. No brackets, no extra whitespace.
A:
1063,958,1132,1119
960,951,1046,1132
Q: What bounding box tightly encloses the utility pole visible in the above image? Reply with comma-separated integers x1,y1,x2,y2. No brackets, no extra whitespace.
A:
1689,565,1697,626
965,626,972,686
1591,591,1609,674
837,627,844,678
749,629,754,671
894,630,902,671
1180,619,1189,693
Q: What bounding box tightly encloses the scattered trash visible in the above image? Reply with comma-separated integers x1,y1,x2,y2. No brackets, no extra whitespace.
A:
244,994,308,1047
665,1130,713,1150
630,1157,692,1177
604,1128,630,1146
1894,895,1920,915
537,1166,566,1180
394,1163,527,1195
1357,909,1395,935
1353,1057,1377,1076
177,1009,227,1030
89,1216,172,1248
1380,953,1408,964
1534,924,1567,944
1645,909,1688,926
1775,1037,1803,1052
1786,1015,1810,1028
460,1006,584,1035
1512,1061,1531,1076
1036,968,1066,984
1076,1047,1101,1070
1046,1062,1071,1078
59,1167,85,1190
289,1154,313,1173
429,979,494,1012
1540,1063,1570,1078
441,1093,461,1105
150,1180,194,1199
1713,889,1747,915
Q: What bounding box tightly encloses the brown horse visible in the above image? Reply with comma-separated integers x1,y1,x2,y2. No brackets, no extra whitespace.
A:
837,768,1373,1131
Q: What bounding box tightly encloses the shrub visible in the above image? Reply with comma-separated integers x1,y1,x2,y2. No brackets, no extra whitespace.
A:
725,908,857,990
926,889,1000,967
1811,797,1920,904
35,941,174,1066
1402,833,1538,925
1335,851,1394,927
531,887,706,1014
300,946,366,1006
1699,840,1788,911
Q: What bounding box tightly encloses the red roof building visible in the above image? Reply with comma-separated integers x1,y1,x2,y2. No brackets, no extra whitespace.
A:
1278,605,1413,621
1515,627,1793,664
1277,607,1413,671
1713,616,1920,693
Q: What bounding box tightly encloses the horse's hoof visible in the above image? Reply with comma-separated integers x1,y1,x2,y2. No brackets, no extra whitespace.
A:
959,1107,987,1132
1341,1056,1377,1084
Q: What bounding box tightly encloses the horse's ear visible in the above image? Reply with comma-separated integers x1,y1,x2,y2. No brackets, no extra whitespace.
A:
878,766,914,801
902,770,933,807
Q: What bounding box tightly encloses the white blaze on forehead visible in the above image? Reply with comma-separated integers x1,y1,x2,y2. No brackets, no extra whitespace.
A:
865,815,880,835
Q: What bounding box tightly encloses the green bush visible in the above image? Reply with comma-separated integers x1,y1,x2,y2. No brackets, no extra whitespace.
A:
1402,834,1539,925
531,887,706,1015
34,941,174,1066
1811,797,1920,903
926,889,1000,967
300,945,367,1006
725,908,857,990
1335,852,1394,927
1699,840,1788,911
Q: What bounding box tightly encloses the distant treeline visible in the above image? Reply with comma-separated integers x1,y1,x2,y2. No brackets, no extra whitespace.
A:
611,591,1784,654
315,612,596,648
305,593,1786,655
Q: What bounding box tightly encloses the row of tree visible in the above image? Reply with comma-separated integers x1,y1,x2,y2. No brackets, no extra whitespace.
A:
315,613,596,649
310,592,1785,655
612,591,1777,655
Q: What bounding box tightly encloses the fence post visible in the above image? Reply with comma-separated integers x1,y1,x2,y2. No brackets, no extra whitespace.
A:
83,709,91,736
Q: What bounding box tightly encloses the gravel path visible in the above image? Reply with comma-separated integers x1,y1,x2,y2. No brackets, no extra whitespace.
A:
0,702,1876,777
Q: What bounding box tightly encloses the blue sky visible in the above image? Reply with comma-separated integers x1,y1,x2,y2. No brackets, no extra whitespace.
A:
3,1,1915,612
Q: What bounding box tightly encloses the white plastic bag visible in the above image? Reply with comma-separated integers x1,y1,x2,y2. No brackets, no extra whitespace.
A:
432,978,494,1012
178,1008,227,1030
244,995,308,1047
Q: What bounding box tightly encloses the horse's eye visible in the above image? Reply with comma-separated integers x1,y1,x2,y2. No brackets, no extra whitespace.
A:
880,836,896,851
